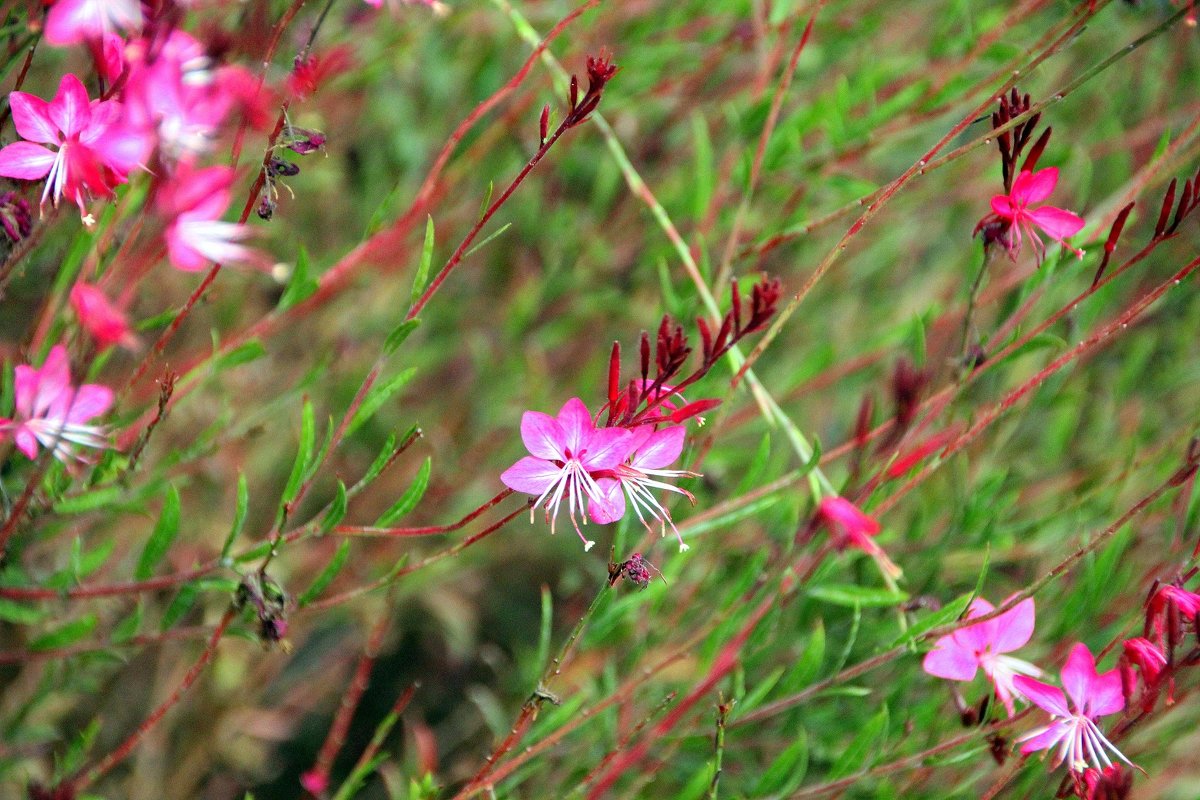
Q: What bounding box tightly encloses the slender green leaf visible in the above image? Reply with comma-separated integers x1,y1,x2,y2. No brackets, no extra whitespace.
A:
136,486,181,580
298,540,351,606
111,601,143,643
281,399,317,509
30,615,98,651
319,481,348,534
808,583,909,608
212,340,267,372
753,729,808,795
383,319,421,357
222,474,250,560
375,457,431,526
160,584,201,631
0,598,46,625
346,368,416,436
828,705,888,780
278,246,319,310
411,215,434,306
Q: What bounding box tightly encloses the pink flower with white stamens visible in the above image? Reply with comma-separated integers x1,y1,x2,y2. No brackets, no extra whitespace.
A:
1014,643,1133,775
501,398,634,551
923,596,1041,717
156,162,264,272
0,345,113,462
982,167,1085,263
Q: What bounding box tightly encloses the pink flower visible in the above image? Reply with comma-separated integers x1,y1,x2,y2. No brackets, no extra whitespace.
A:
817,496,901,578
923,596,1041,717
589,425,696,552
1145,583,1200,654
984,167,1085,262
70,284,138,350
501,398,634,551
0,73,145,218
156,162,264,271
0,345,112,462
44,0,142,46
1014,643,1132,774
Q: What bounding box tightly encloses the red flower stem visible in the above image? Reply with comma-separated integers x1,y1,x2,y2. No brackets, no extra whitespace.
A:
66,606,236,793
405,115,577,322
334,488,514,537
329,685,416,800
304,598,396,796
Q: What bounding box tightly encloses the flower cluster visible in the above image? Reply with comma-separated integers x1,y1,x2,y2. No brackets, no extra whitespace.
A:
0,346,112,463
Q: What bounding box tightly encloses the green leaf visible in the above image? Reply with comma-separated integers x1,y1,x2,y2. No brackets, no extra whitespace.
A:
281,399,317,509
690,112,714,221
278,246,319,310
30,614,98,651
160,584,200,631
346,368,416,436
221,474,250,560
892,594,973,649
298,540,351,606
463,222,512,258
753,728,808,795
319,481,348,534
111,601,143,643
73,537,115,581
212,340,267,373
374,457,431,526
478,180,494,219
360,432,398,489
55,719,100,781
808,583,909,607
0,597,46,625
411,215,435,306
136,485,182,580
383,319,421,357
52,485,126,515
786,618,825,689
737,666,785,714
828,705,888,780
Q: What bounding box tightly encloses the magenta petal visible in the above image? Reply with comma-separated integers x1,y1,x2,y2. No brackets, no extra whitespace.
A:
1061,643,1099,711
500,456,560,495
1028,206,1084,241
0,142,56,180
990,195,1016,219
519,411,566,460
1014,168,1058,204
634,425,686,469
14,428,39,459
8,92,59,144
556,397,593,455
992,597,1036,653
923,637,979,681
1019,722,1070,754
49,74,91,137
1014,675,1071,717
581,426,634,470
588,478,626,524
1085,669,1125,717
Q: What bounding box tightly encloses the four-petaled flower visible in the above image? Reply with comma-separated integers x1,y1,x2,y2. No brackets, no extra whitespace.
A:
982,167,1085,263
923,596,1041,717
501,398,633,551
0,345,113,462
1014,643,1133,775
156,162,264,271
817,496,902,578
590,425,696,552
0,73,143,219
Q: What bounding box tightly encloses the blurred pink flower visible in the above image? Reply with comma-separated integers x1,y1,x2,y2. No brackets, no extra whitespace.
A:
70,283,138,350
0,345,112,462
923,596,1041,716
501,398,633,551
817,496,901,578
1014,643,1132,774
985,167,1085,262
156,162,264,271
44,0,142,46
590,425,696,552
0,73,145,217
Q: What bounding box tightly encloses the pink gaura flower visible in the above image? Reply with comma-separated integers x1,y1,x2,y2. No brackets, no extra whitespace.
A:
70,284,138,350
0,345,113,462
1119,637,1169,712
156,162,264,271
816,496,902,578
501,398,634,551
590,425,696,552
0,73,145,218
44,0,142,46
982,167,1085,263
1014,643,1132,775
923,596,1041,717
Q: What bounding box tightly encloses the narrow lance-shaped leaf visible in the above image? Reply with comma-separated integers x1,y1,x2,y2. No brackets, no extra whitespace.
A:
221,473,250,560
298,540,351,606
136,485,181,580
375,457,431,526
411,215,434,306
346,368,416,436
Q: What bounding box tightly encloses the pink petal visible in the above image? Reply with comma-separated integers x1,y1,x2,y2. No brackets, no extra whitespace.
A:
922,636,979,681
8,91,60,144
0,142,57,180
991,597,1036,653
519,411,566,460
588,478,626,524
44,0,101,45
49,74,92,138
1028,206,1084,241
14,427,39,459
66,384,113,423
500,456,561,495
1061,643,1099,711
1013,676,1072,717
990,195,1017,220
1018,721,1071,754
581,426,634,470
1013,168,1058,204
13,364,39,418
556,397,593,455
951,598,999,654
1085,669,1125,718
632,425,686,470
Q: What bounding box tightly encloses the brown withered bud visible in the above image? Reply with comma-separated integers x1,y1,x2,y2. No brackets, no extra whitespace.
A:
285,127,327,155
891,358,930,430
0,191,32,244
1093,202,1136,286
28,783,74,800
539,103,550,146
986,732,1009,766
745,274,782,332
